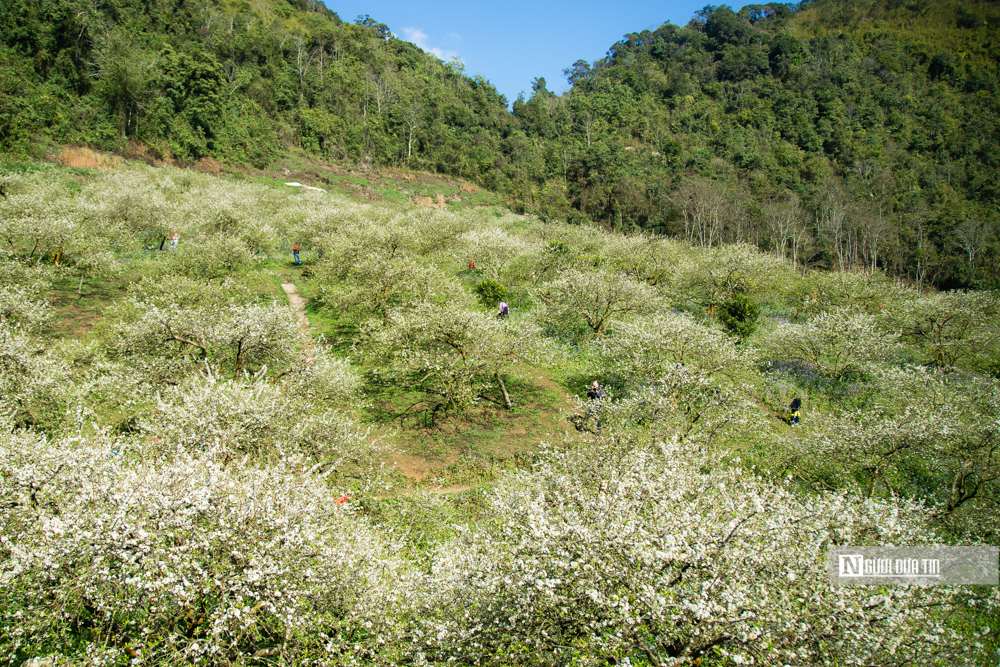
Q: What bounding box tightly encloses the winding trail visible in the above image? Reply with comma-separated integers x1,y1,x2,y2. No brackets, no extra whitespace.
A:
280,281,314,352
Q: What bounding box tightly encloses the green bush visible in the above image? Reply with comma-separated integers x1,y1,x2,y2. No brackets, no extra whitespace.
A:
474,278,507,309
718,292,761,339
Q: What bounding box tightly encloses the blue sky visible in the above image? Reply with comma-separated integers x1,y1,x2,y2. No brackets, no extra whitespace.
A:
324,1,736,105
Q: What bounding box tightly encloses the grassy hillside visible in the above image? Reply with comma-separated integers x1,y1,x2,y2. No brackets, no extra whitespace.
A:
1,161,998,664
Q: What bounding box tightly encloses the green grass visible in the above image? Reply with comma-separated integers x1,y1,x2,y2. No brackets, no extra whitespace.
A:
271,270,575,485
359,369,572,484
46,271,131,340
239,150,504,210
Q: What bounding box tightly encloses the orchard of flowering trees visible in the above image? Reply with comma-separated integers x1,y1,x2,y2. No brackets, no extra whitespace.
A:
1,164,998,666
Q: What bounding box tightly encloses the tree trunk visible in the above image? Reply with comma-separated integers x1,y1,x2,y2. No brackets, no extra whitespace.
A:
496,373,512,409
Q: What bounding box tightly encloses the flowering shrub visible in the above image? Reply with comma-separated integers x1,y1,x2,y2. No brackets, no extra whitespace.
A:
454,227,538,281
665,243,795,309
0,322,72,432
766,308,899,379
426,437,996,666
107,295,301,381
139,377,390,492
0,284,51,333
537,269,662,338
802,366,1000,534
0,428,420,665
282,347,363,406
594,312,749,390
888,289,1000,373
314,253,451,322
358,302,539,411
157,236,254,283
792,269,909,316
605,364,768,447
599,233,688,286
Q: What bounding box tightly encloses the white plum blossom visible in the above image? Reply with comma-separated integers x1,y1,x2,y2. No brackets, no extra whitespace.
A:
767,307,899,378
423,436,996,666
0,426,421,665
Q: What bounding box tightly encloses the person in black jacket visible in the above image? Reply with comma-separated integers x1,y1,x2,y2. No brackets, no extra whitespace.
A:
789,397,802,425
583,381,603,436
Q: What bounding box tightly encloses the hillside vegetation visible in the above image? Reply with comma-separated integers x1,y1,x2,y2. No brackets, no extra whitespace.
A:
1,163,998,665
2,0,999,289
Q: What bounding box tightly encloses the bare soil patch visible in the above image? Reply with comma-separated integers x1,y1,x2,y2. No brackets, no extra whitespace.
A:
280,281,314,352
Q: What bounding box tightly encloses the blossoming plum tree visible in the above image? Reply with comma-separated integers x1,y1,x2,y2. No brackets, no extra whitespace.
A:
803,366,1000,535
314,253,450,323
599,232,687,286
0,427,419,665
358,302,539,412
767,308,898,379
594,312,748,389
424,436,996,666
537,269,662,337
889,289,1000,373
107,290,301,382
0,322,72,432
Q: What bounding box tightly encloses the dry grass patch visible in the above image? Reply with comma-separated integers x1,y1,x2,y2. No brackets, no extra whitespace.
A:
57,148,123,170
412,193,447,208
195,156,224,174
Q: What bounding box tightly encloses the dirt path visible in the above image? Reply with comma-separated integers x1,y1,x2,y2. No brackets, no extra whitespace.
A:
280,282,314,352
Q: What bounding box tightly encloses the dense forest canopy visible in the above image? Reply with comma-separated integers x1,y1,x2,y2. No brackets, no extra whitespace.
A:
1,0,999,287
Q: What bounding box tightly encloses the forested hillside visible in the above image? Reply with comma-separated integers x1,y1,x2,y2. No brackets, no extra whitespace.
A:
0,0,513,171
511,0,1000,289
2,0,999,287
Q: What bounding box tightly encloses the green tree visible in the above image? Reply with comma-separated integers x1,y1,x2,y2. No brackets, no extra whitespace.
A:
717,291,760,339
151,47,224,159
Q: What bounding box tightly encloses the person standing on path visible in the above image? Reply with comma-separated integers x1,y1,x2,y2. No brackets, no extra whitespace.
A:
583,380,603,436
789,397,802,425
292,244,301,265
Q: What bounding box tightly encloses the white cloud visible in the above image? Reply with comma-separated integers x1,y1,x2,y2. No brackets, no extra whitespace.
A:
401,26,459,62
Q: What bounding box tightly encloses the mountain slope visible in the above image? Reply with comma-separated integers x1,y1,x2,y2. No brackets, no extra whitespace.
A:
1,0,998,288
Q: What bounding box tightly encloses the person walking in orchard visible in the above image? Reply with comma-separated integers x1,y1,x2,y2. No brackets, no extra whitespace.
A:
789,397,802,426
292,244,301,265
583,380,604,436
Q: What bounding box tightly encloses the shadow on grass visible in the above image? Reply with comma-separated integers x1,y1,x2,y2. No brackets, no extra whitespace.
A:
362,372,569,471
47,272,131,338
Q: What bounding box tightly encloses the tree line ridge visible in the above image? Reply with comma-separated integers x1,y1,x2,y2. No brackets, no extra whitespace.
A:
1,0,998,288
